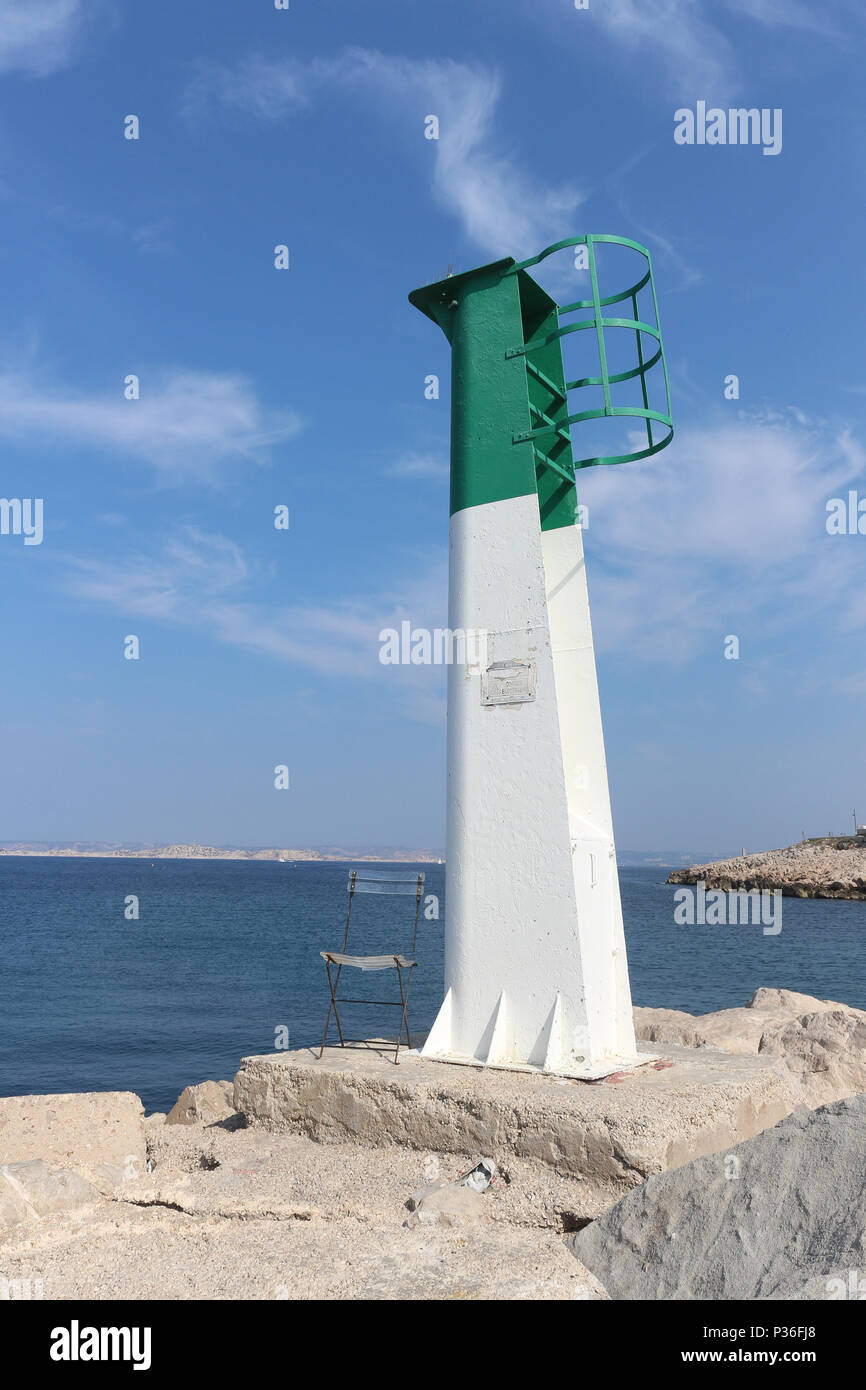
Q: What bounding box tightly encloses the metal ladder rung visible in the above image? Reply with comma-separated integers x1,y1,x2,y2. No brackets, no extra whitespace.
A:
525,359,567,401
528,401,572,448
531,445,574,485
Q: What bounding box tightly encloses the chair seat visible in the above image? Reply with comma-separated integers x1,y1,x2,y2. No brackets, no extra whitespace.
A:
321,951,415,972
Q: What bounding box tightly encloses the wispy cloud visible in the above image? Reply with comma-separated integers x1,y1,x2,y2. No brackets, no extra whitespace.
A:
63,412,866,687
68,528,248,620
0,368,302,483
0,0,86,77
183,48,583,261
539,0,862,100
131,219,174,256
65,525,449,720
384,451,449,480
722,0,855,36
601,147,705,295
579,413,866,661
833,672,866,695
586,0,737,95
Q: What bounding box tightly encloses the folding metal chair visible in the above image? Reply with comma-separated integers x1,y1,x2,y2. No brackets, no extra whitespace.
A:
318,869,424,1064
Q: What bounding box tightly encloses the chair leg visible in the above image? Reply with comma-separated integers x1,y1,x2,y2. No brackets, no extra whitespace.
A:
330,960,347,1048
318,967,334,1058
402,965,416,1049
395,964,413,1064
318,959,344,1058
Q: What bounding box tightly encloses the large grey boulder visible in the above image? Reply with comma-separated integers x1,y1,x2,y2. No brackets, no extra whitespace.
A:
570,1095,866,1300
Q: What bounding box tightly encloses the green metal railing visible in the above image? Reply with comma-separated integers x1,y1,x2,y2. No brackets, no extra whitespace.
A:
506,234,673,471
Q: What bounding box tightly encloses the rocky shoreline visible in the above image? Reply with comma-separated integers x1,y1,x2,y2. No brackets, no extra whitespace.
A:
667,837,866,900
2,986,865,1300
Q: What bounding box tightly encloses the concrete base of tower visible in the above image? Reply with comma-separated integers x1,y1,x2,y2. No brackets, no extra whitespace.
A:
414,1049,654,1082
418,986,650,1080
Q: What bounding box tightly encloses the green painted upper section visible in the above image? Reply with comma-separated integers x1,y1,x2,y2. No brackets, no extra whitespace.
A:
409,259,578,530
409,234,674,531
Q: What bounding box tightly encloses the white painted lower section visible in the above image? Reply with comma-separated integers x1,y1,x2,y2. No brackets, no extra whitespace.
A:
543,521,638,1064
421,495,643,1078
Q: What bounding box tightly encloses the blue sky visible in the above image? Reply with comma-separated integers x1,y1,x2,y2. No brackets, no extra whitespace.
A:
0,0,864,853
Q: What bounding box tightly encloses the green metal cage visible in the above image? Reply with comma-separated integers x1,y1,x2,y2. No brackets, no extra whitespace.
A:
505,234,673,471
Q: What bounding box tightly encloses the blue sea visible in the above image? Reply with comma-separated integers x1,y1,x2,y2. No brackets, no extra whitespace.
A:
1,858,863,1113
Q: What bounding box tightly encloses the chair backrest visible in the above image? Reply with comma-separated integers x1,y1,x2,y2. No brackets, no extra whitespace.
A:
340,869,425,960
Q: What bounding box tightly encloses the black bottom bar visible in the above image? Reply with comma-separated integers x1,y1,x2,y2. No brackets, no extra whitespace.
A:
8,1298,857,1372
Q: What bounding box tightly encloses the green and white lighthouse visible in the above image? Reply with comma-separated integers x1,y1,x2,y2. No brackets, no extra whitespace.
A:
410,236,673,1078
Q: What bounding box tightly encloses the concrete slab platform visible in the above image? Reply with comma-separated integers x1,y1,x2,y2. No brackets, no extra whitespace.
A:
233,1040,799,1203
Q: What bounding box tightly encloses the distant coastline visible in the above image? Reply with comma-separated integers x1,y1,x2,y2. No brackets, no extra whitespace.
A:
0,843,726,866
0,842,444,863
0,843,721,867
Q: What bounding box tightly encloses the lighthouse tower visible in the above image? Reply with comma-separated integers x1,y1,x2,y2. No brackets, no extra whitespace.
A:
409,235,673,1079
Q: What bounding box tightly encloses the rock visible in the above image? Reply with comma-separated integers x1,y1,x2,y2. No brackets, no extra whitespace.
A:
749,986,845,1014
166,1081,236,1127
356,1230,606,1298
634,988,861,1056
0,1092,146,1185
758,1009,866,1108
0,1160,98,1229
633,990,866,1109
633,1007,707,1048
0,1176,31,1227
698,989,862,1055
667,840,866,900
569,1094,866,1300
405,1178,448,1211
404,1180,488,1229
89,1163,141,1193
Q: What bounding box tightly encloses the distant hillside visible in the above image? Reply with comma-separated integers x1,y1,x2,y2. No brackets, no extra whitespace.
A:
0,842,443,863
0,841,728,867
